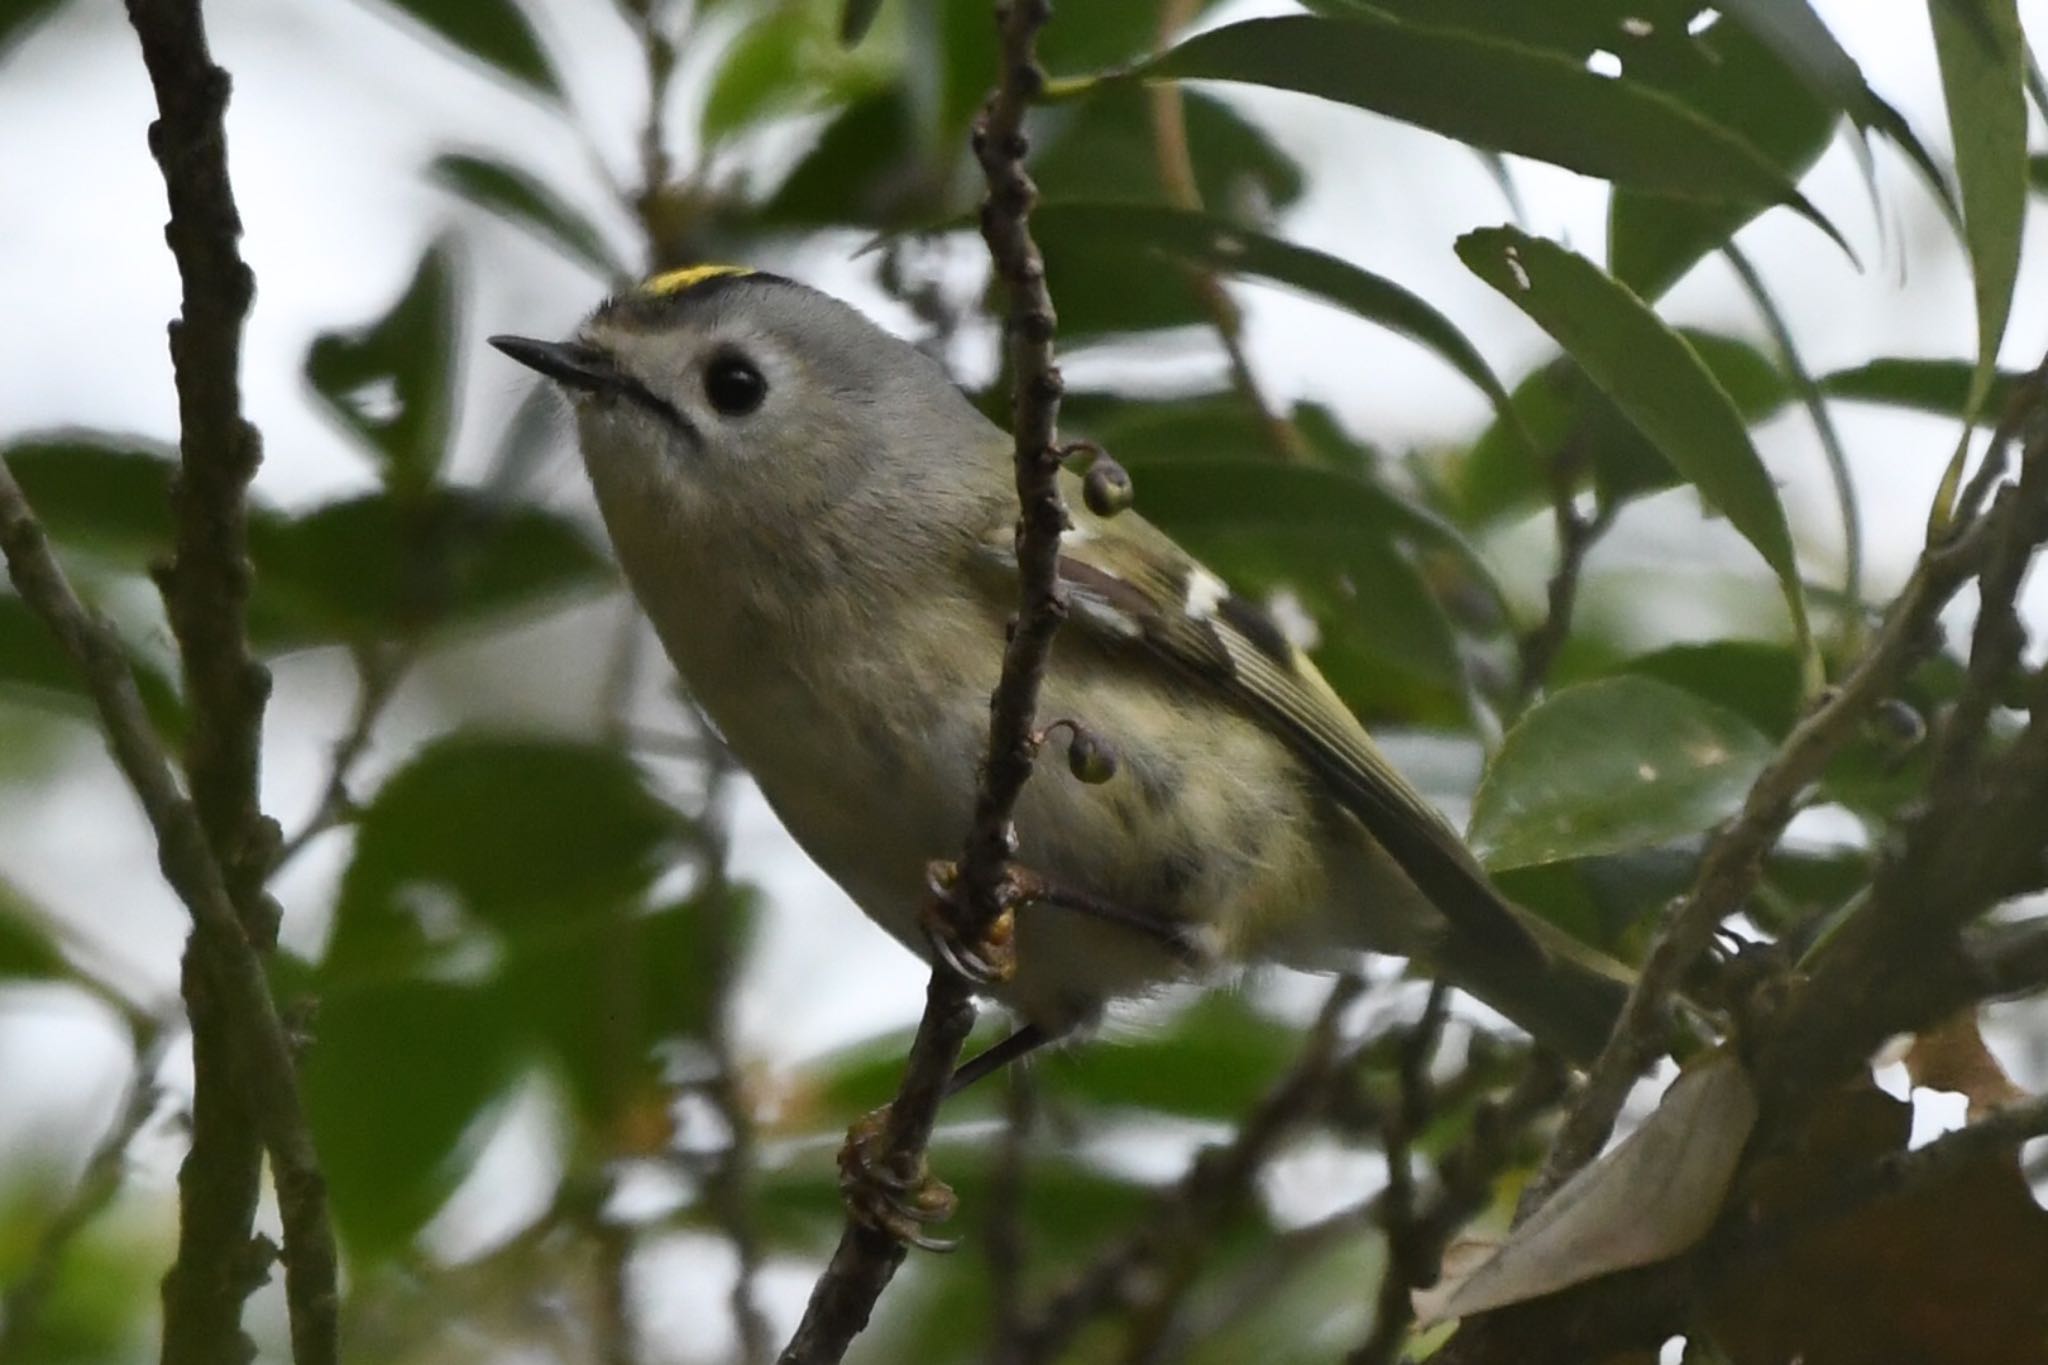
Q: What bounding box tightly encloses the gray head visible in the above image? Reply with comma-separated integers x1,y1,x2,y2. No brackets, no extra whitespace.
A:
491,268,1001,563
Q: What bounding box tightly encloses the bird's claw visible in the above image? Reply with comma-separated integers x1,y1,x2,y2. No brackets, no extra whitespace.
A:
838,1105,959,1252
922,860,1019,986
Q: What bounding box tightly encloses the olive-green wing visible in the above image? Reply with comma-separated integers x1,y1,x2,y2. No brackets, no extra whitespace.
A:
981,487,1543,965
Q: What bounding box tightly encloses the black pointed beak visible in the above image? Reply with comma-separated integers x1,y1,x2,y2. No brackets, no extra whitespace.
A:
488,335,620,394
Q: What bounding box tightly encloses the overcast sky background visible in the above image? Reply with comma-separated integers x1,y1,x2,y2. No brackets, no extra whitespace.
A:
3,1,2047,1357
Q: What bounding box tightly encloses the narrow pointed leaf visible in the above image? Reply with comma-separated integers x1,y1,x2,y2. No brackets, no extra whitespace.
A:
1820,358,2027,418
1931,0,2028,412
379,0,557,95
1139,14,1846,250
839,0,884,46
1032,202,1515,424
431,153,625,282
1458,227,1810,651
1470,677,1774,870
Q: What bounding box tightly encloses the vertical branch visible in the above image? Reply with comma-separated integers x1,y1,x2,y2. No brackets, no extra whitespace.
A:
986,1069,1037,1362
0,461,335,1365
776,6,1071,1361
1513,428,1610,710
1145,0,1302,463
119,3,337,1362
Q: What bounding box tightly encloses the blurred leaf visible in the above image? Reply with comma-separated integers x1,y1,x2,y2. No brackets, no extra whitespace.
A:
306,241,459,496
1609,17,1835,300
839,0,883,46
1,434,177,563
249,488,607,651
1713,0,1952,213
0,0,61,60
1931,0,2028,412
1139,14,1844,246
431,153,625,281
375,0,557,95
755,90,958,229
1459,228,1810,654
0,595,185,740
1819,357,2027,418
1062,391,1272,465
705,4,894,142
2033,152,2048,192
300,975,523,1261
1612,640,1805,739
0,877,64,981
1031,203,1516,425
1457,330,1790,526
1032,86,1304,218
326,733,678,978
1038,993,1305,1119
1471,677,1773,870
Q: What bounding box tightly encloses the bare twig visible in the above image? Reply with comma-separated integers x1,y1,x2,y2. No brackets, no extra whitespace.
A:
274,643,409,871
1146,0,1303,463
1002,975,1367,1365
1514,429,1611,708
0,460,336,1365
119,3,337,1361
0,1021,169,1359
775,7,1070,1361
1349,985,1450,1365
986,1067,1037,1359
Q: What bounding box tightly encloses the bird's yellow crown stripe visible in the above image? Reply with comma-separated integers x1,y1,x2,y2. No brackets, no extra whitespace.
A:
642,264,754,296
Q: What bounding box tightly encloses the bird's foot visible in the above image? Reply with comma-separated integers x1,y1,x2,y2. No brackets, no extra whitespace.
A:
838,1105,959,1252
922,860,1020,985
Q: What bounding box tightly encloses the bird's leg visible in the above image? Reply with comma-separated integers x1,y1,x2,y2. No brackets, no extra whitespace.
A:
919,859,1023,986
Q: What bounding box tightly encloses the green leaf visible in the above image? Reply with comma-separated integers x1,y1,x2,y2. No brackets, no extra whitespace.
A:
1457,227,1810,656
1138,14,1844,246
1470,677,1774,870
1031,202,1516,425
1032,87,1305,217
305,242,459,496
1609,17,1836,300
1036,993,1303,1119
431,153,625,282
2032,153,2048,193
1818,357,2028,417
249,489,608,651
839,0,884,46
754,90,952,230
0,0,62,58
0,595,184,739
375,0,557,95
0,877,65,982
327,733,679,979
1610,640,1805,739
300,975,523,1261
1713,0,1953,219
1,436,177,564
1457,330,1790,526
1931,0,2028,412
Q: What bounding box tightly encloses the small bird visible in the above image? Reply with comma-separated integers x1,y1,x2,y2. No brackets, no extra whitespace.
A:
491,265,1631,1086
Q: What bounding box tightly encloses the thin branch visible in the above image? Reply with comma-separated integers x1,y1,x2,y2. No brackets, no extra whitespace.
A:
1349,985,1450,1365
0,1021,170,1359
1145,0,1303,464
775,7,1070,1361
0,460,336,1365
119,3,337,1361
1002,975,1367,1365
274,643,408,871
1514,428,1611,710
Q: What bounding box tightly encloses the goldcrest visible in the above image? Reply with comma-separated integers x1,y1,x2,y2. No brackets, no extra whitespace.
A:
492,266,1631,1070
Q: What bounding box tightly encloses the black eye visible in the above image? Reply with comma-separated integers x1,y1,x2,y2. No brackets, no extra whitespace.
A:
704,353,767,416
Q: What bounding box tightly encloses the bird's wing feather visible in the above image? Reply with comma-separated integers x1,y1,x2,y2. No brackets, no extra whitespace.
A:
978,482,1542,964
